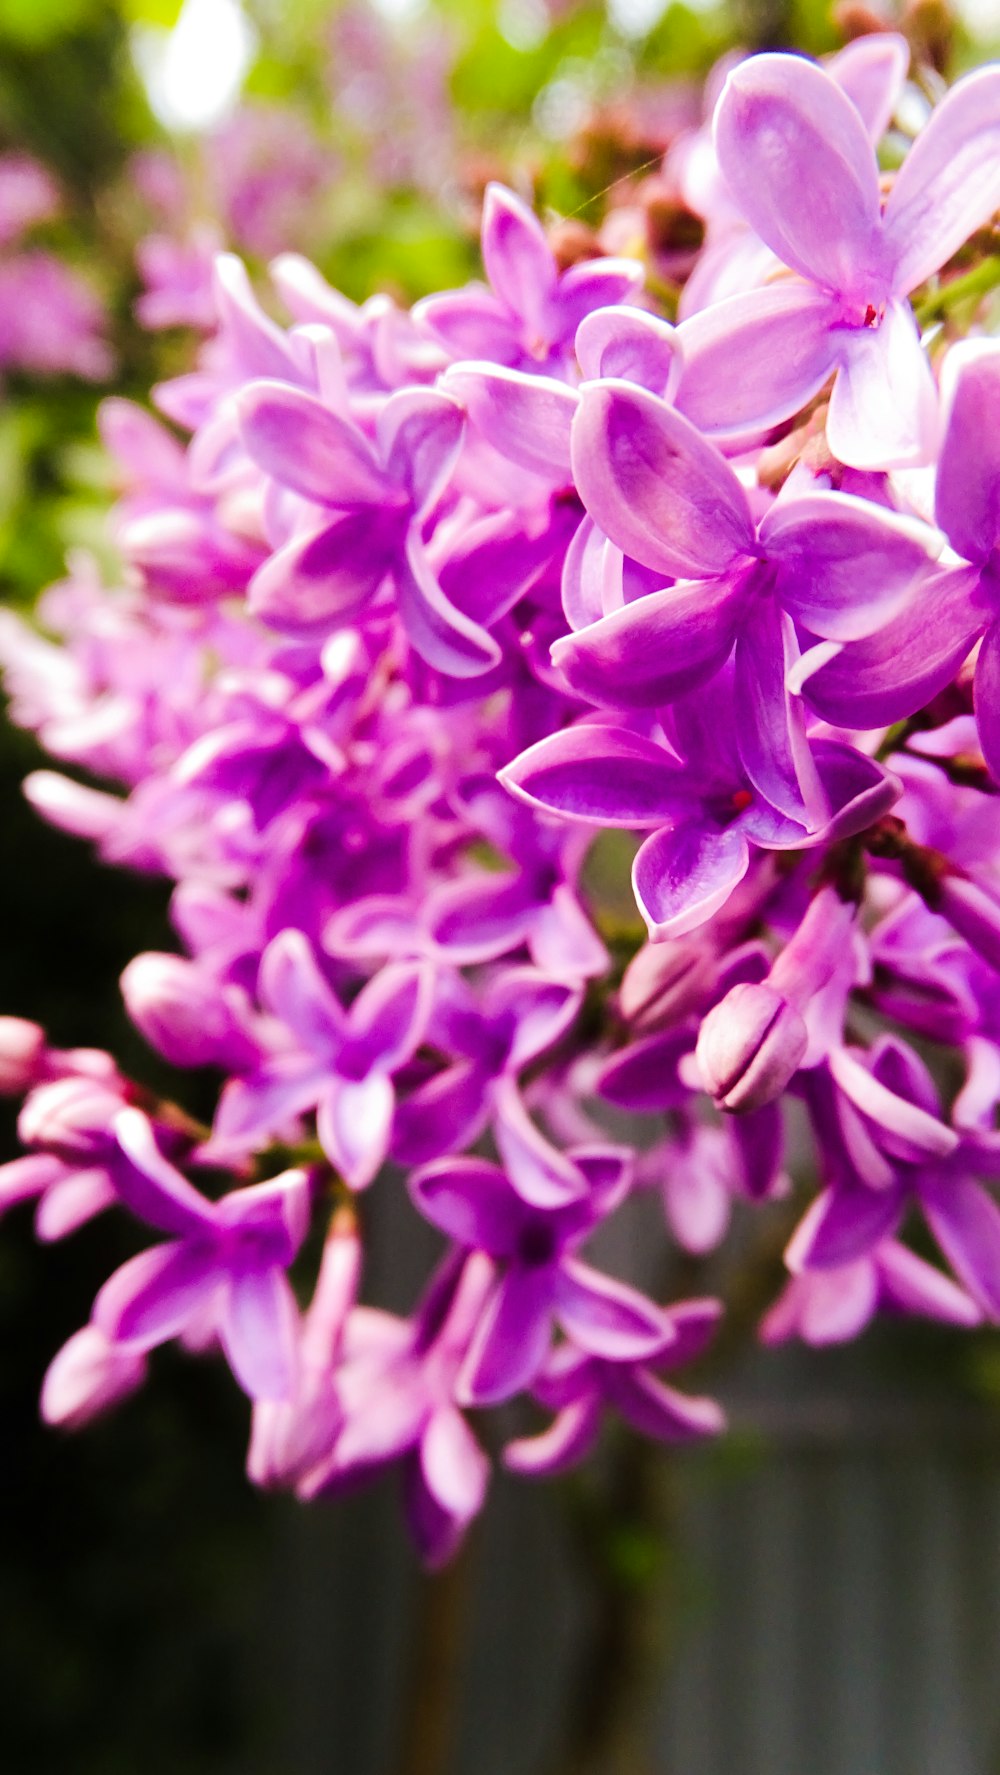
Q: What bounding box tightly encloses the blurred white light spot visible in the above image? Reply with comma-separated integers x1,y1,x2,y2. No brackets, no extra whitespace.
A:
499,0,549,51
954,0,1000,35
133,0,257,134
608,0,669,36
533,76,590,140
369,0,427,18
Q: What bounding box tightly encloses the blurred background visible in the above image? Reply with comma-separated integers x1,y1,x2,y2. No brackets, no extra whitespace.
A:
4,0,1000,1769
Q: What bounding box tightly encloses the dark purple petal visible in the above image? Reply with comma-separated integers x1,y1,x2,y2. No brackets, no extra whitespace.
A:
555,1258,667,1360
608,1368,725,1441
786,1182,902,1271
919,1171,1000,1320
597,1028,693,1113
95,1241,219,1348
457,1266,553,1406
113,1108,219,1238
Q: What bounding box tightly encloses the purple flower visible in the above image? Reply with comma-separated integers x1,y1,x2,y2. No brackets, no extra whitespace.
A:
210,930,433,1188
410,1125,667,1405
676,55,1000,466
553,380,931,818
300,1252,493,1568
504,1298,725,1476
94,1109,310,1399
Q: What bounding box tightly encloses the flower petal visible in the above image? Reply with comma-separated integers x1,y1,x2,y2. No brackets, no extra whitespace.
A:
396,534,502,679
555,1258,667,1359
441,364,575,481
457,1266,553,1406
551,577,743,710
676,283,840,439
501,724,684,826
633,820,749,939
237,381,392,508
763,490,935,641
318,1074,395,1191
95,1240,218,1349
221,1266,299,1400
882,64,1000,295
827,301,939,470
935,341,1000,564
571,380,756,579
714,53,882,293
408,1157,523,1256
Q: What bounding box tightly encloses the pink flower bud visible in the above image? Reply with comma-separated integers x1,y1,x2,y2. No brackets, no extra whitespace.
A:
0,1017,46,1094
121,952,257,1069
695,982,808,1113
41,1325,147,1429
18,1074,125,1156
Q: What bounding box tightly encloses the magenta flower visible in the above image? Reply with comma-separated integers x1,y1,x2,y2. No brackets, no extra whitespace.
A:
94,1109,310,1399
410,1130,667,1406
504,1299,725,1476
676,54,1000,466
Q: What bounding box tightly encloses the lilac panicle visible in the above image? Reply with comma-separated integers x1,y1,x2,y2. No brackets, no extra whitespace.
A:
5,51,1000,1562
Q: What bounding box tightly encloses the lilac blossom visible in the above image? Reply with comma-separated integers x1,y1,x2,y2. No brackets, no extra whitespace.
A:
5,53,1000,1565
676,55,1000,467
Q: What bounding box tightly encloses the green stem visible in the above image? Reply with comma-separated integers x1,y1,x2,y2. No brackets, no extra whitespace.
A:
913,254,1000,326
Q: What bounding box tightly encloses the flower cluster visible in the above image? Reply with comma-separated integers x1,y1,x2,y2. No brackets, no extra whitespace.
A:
4,36,1000,1564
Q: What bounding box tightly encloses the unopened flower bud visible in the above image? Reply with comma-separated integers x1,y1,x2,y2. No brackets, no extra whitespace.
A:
121,953,257,1070
41,1325,147,1429
0,1017,46,1094
696,982,808,1114
19,1074,125,1157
